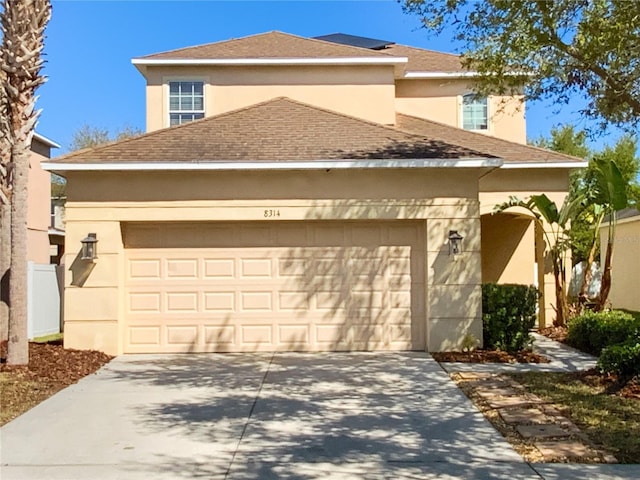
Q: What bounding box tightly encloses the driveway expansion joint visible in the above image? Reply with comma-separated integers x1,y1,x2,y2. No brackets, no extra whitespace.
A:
224,352,276,480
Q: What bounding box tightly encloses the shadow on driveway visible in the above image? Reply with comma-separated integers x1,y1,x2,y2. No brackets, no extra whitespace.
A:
1,352,538,479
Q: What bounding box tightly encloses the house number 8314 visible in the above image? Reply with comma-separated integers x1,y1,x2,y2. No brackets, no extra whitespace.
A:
264,209,281,218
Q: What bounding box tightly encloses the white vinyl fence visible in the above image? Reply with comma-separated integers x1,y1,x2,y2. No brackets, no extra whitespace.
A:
27,262,64,339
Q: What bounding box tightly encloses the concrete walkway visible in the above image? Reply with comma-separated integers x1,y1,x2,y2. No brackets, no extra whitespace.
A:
439,333,640,479
440,333,598,374
1,342,638,479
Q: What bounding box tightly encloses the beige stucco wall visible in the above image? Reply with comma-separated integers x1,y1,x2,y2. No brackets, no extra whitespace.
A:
27,138,52,264
395,79,526,144
143,66,526,143
62,168,486,355
144,65,397,131
600,217,640,312
481,213,536,285
480,168,572,327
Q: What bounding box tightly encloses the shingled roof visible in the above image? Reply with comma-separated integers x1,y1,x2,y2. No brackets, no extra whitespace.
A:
50,98,492,164
396,114,584,163
137,31,400,61
50,98,583,166
134,31,466,74
382,44,465,73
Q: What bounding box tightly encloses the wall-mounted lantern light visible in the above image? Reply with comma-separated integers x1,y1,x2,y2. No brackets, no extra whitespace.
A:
81,233,98,261
448,230,463,256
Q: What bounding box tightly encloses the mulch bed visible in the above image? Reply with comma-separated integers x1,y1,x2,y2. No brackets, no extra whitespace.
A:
571,368,640,399
539,326,569,343
0,341,113,426
432,349,550,363
538,327,640,399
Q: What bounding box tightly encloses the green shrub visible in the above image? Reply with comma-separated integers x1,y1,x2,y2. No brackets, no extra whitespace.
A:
482,283,538,352
565,312,601,354
567,310,640,355
598,340,640,379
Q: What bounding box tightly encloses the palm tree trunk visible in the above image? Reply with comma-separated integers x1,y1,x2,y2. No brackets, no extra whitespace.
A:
6,142,28,364
0,203,10,341
578,241,598,307
578,211,604,309
1,0,52,364
595,235,614,312
552,251,568,326
0,45,10,342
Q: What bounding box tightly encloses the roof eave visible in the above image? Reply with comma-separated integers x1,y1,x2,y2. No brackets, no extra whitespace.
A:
42,158,503,173
33,132,61,149
403,71,478,79
403,71,533,79
501,161,588,169
132,57,408,67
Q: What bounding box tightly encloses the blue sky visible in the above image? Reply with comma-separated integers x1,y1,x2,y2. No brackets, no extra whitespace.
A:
36,0,628,155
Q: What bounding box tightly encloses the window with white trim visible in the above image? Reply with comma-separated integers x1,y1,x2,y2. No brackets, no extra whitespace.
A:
169,81,204,126
462,93,488,130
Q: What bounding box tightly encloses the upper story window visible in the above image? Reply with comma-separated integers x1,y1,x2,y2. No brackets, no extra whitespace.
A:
169,81,204,126
462,93,488,131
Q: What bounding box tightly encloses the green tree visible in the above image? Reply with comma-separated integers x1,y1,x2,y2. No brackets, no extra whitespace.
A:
532,125,592,263
589,158,628,311
534,126,638,307
594,137,640,209
496,194,584,326
534,127,639,265
402,0,640,131
533,126,592,265
51,174,66,198
573,137,639,274
533,125,591,160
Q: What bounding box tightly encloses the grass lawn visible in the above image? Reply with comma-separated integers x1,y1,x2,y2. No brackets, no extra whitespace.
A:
32,333,63,344
621,309,640,322
510,371,640,463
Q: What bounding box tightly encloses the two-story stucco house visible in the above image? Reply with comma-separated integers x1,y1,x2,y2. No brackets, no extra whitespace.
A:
44,32,585,356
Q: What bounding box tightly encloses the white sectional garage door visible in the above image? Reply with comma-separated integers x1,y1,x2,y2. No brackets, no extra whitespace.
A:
123,222,425,353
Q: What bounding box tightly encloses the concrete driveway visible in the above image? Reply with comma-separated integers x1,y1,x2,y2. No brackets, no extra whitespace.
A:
1,352,539,479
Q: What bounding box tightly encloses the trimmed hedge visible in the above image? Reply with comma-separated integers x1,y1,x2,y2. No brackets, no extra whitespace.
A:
482,283,539,352
598,341,640,379
566,310,640,356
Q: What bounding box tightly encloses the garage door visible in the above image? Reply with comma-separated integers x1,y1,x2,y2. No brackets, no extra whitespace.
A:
123,221,425,353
